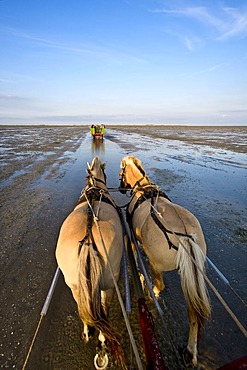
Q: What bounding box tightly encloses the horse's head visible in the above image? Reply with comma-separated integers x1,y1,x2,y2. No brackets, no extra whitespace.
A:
87,156,107,187
119,155,147,193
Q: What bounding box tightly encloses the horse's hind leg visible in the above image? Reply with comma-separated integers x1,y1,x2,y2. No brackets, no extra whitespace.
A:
95,291,110,370
71,287,79,303
83,324,90,342
95,289,113,359
70,288,95,342
83,324,95,342
183,306,199,367
101,289,114,315
95,331,109,370
151,266,165,298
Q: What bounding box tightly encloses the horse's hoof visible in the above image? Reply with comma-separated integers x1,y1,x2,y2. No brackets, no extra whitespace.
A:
152,286,160,299
94,353,109,370
182,347,197,368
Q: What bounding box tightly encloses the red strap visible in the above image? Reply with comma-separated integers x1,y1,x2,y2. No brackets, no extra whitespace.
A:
216,355,247,370
138,298,167,370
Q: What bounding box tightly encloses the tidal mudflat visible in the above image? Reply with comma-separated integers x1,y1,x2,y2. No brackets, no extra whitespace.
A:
0,125,246,369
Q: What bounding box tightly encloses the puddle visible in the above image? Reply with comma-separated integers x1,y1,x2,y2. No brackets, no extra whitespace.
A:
0,168,30,188
31,133,127,208
108,129,247,211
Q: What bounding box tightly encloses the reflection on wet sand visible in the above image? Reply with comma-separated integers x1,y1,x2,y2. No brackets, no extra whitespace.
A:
91,138,105,156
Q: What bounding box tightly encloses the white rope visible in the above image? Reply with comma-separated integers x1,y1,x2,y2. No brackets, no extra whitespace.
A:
96,191,103,218
21,316,43,370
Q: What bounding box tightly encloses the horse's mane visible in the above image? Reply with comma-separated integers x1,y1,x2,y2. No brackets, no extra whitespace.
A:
123,155,147,177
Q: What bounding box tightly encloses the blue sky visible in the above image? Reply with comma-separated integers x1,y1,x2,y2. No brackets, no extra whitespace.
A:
0,0,247,125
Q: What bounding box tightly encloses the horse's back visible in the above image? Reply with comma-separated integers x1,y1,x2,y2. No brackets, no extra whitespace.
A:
134,197,204,235
56,206,88,288
133,197,206,271
158,198,204,235
56,202,123,291
56,202,121,257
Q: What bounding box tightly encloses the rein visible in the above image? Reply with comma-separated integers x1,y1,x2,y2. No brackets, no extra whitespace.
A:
77,179,118,256
126,184,170,222
77,186,117,209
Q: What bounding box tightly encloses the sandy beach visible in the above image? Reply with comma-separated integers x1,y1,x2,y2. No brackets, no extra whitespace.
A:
0,125,246,370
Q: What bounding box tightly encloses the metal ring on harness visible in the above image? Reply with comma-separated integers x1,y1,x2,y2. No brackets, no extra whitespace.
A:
94,353,109,370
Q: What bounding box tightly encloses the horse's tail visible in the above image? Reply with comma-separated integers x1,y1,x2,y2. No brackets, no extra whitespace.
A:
77,243,124,367
176,236,211,327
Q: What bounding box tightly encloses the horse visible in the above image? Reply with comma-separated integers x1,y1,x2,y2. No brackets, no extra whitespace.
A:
119,155,211,368
56,156,124,369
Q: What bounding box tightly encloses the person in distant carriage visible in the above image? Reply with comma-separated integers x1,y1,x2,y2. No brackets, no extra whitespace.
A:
90,125,95,135
100,124,105,135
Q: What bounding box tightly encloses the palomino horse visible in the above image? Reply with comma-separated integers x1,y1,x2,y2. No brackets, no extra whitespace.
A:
119,155,211,368
56,157,124,369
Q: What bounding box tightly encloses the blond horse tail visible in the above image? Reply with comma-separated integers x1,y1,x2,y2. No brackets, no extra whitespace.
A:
77,243,124,366
176,236,211,326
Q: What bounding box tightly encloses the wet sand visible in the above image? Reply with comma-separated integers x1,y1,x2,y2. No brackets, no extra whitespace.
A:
0,125,246,370
110,125,247,153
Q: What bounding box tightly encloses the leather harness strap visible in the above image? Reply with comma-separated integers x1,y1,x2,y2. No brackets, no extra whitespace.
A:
76,188,116,208
78,191,97,255
77,187,117,255
127,188,193,252
126,187,170,223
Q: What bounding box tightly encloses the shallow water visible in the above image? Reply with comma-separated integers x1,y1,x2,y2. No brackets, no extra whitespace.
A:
108,129,246,209
46,131,247,368
0,127,246,370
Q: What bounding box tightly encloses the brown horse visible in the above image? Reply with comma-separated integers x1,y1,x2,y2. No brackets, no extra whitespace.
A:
56,157,124,369
119,155,211,367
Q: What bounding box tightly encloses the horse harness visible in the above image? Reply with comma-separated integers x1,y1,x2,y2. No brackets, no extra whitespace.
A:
77,186,117,255
127,186,194,251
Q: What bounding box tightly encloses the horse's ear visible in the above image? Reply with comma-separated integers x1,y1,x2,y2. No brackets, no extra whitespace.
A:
120,159,126,169
101,162,106,170
86,162,91,175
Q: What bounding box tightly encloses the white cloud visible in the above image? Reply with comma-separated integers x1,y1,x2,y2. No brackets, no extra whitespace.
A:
0,93,31,102
1,26,147,64
151,5,247,41
156,7,225,31
183,36,202,51
217,8,247,40
0,78,15,84
193,63,225,76
161,28,202,51
1,26,93,54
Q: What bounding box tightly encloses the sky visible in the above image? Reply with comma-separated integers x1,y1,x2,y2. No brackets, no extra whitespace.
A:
0,0,247,126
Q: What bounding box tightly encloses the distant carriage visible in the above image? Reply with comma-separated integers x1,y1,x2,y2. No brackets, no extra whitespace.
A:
90,124,105,140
